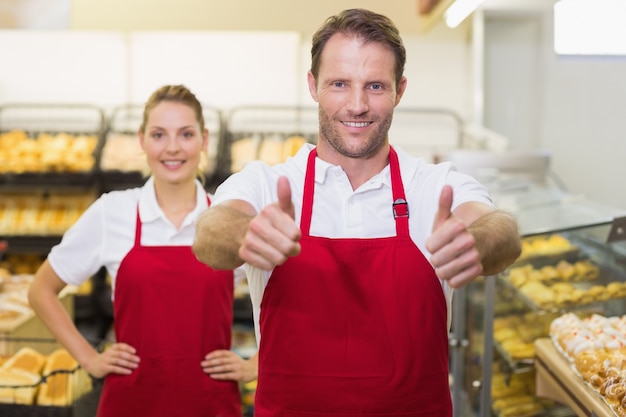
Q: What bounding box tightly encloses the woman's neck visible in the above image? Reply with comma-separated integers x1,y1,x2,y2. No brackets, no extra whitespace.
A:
153,179,198,229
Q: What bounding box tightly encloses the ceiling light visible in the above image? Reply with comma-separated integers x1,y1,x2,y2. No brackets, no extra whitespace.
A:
444,0,485,28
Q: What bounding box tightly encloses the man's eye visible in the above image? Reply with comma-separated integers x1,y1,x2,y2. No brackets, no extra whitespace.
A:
370,84,382,90
333,81,344,88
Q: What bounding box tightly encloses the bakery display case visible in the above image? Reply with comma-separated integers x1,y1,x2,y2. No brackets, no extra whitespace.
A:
0,338,100,416
0,103,106,187
220,105,466,182
536,311,626,417
218,105,318,181
454,183,626,417
0,103,105,253
0,104,108,416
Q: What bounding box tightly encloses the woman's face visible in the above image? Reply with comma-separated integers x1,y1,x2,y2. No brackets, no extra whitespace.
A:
139,101,207,185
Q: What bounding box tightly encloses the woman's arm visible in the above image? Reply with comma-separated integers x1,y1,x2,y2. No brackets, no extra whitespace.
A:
28,260,139,378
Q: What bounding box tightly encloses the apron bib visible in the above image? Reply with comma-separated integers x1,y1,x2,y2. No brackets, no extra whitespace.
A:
255,147,452,416
97,199,241,417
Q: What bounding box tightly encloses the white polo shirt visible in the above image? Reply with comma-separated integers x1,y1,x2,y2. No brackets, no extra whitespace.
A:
212,143,495,339
49,177,245,296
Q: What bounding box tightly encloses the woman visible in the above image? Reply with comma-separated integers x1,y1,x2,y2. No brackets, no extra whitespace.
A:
28,85,257,417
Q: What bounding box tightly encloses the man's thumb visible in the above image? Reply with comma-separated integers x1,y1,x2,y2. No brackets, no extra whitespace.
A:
277,176,295,219
433,185,453,232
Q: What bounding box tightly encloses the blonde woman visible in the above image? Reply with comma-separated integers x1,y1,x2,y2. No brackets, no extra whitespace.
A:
29,85,256,417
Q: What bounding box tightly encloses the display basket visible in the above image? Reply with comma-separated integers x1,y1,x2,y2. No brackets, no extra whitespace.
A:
219,105,318,181
0,103,106,187
0,337,101,417
100,103,224,191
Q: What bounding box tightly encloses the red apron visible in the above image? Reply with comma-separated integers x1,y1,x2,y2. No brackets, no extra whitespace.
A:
97,198,241,417
255,147,452,416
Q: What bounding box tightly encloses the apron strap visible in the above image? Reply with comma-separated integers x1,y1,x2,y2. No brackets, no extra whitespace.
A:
133,194,211,247
389,147,410,237
300,148,317,236
300,147,409,237
134,207,142,247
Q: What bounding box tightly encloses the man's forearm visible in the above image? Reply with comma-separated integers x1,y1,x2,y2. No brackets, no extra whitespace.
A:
193,205,252,270
469,210,521,276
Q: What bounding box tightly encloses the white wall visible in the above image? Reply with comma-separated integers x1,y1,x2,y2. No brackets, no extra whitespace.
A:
539,12,626,211
483,10,626,210
0,27,471,163
0,30,301,111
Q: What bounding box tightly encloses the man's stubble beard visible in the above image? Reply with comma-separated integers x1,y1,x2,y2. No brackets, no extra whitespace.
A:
318,107,393,160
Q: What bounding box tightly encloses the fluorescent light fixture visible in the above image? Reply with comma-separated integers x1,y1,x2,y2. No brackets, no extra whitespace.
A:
444,0,484,28
554,0,626,55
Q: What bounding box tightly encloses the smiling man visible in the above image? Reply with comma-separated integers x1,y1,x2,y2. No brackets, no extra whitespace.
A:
193,8,520,416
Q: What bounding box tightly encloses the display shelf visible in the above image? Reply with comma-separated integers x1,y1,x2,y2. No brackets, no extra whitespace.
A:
100,103,223,191
0,172,99,188
535,338,615,417
0,236,62,255
0,288,75,354
493,339,535,374
462,186,626,417
0,103,107,186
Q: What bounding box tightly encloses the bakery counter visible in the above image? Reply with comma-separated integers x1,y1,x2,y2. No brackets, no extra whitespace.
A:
535,338,615,417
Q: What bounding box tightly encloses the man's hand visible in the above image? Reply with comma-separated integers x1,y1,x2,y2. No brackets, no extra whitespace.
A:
238,176,301,270
425,185,483,288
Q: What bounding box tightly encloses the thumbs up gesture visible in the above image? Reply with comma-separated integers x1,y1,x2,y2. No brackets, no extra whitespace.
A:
425,185,483,288
238,176,302,271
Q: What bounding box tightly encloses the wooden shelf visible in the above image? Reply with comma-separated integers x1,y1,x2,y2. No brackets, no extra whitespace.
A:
534,338,615,417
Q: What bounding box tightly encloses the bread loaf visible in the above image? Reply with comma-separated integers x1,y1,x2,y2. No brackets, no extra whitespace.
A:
0,368,40,404
0,347,46,375
37,349,81,406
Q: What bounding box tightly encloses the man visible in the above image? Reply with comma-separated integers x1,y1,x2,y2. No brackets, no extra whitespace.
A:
193,8,520,416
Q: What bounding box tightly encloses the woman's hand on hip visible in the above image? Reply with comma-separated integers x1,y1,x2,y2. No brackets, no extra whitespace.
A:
202,349,258,383
84,342,140,378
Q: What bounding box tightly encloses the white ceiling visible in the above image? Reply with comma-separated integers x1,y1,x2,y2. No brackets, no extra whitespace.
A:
483,0,558,12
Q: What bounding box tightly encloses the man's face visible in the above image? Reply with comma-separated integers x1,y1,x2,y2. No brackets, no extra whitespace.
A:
308,34,406,160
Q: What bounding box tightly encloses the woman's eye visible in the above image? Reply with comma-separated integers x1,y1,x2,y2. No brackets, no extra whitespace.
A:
151,132,163,139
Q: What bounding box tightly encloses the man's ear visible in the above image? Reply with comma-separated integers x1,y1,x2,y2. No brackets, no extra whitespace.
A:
307,70,319,102
395,76,408,106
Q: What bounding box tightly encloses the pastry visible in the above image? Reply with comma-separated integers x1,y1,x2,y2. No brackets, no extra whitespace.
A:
556,260,576,281
499,402,543,417
539,265,560,284
37,349,92,406
0,347,45,375
574,260,600,281
605,381,626,404
0,368,40,404
588,285,611,302
492,395,535,411
282,135,307,160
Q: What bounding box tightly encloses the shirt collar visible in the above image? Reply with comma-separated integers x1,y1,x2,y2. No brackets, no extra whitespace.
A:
139,176,209,225
293,142,401,190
